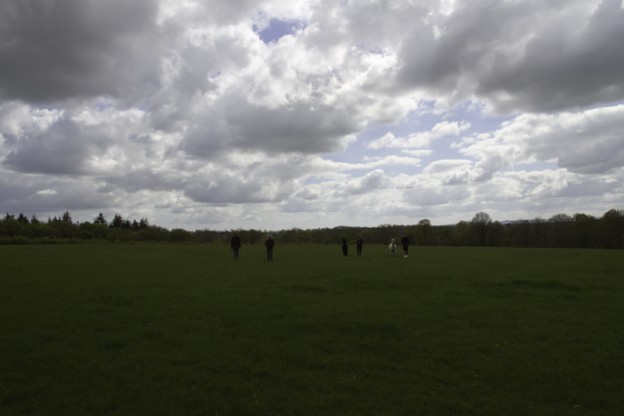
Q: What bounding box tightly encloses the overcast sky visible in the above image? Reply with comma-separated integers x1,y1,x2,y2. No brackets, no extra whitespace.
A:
1,0,623,230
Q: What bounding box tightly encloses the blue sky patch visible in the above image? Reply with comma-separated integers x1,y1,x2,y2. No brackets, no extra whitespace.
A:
256,19,305,44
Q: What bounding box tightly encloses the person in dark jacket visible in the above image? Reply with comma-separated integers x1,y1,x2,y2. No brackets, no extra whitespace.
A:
230,233,242,260
265,235,275,261
341,238,348,256
401,235,410,258
356,234,364,256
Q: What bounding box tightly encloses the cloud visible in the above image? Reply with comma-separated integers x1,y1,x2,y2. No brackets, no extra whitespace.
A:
420,159,474,185
2,104,155,175
368,121,470,150
4,119,103,174
456,104,624,180
0,171,114,214
180,100,358,157
342,169,386,195
478,0,624,113
0,0,163,103
1,0,624,230
396,0,624,113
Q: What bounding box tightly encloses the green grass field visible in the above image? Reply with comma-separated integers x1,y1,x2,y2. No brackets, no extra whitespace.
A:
1,244,623,415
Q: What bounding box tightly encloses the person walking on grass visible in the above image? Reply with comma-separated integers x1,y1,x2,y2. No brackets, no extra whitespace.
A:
265,234,275,261
230,232,242,260
401,235,410,258
356,234,364,256
341,238,348,256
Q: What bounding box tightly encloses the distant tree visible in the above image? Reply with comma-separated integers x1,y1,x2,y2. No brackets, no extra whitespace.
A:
415,219,433,245
601,209,624,248
489,221,506,246
455,220,473,246
548,213,574,247
376,224,396,245
61,211,73,223
530,218,548,247
506,220,530,247
139,218,149,229
550,213,572,222
140,225,170,242
78,221,108,240
1,213,19,237
2,207,623,247
110,214,124,228
435,225,455,246
573,213,597,248
239,228,261,244
169,228,193,243
471,212,492,246
94,213,107,226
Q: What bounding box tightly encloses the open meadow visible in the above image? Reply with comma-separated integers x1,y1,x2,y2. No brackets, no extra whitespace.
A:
1,243,623,415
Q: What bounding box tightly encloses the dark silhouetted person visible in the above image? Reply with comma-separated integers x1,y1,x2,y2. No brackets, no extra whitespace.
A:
356,234,364,256
401,236,410,258
341,238,348,256
231,233,242,260
265,234,275,261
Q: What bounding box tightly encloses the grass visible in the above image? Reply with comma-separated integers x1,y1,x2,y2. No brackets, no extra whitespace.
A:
1,243,623,415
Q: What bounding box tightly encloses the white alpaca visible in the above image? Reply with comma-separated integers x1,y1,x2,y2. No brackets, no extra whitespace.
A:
388,238,397,256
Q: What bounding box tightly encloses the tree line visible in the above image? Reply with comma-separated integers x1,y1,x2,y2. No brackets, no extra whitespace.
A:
1,209,623,248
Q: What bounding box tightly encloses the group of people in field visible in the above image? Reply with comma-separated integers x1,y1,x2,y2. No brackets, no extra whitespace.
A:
347,235,410,258
230,233,274,261
388,236,411,258
230,233,409,261
341,234,365,257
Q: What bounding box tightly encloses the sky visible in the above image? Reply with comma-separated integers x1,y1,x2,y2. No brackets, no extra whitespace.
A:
1,0,624,231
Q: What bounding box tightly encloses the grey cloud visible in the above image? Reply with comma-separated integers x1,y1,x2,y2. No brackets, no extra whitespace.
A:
397,0,521,97
180,154,309,205
520,106,624,175
173,29,255,95
190,0,262,25
184,177,274,204
343,169,386,195
472,154,511,182
3,119,103,174
421,159,473,185
404,186,471,207
103,168,185,193
180,100,357,158
230,103,357,153
0,171,113,214
397,0,624,113
443,170,470,185
340,1,428,50
479,0,624,112
178,115,235,159
292,187,319,201
423,159,473,174
454,105,624,181
555,178,616,198
280,197,321,213
0,0,161,102
559,138,624,174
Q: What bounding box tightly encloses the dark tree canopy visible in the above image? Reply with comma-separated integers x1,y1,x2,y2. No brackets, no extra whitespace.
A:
1,209,623,248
